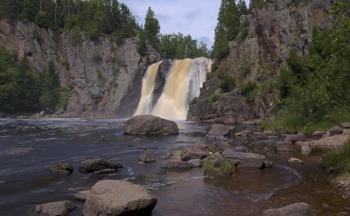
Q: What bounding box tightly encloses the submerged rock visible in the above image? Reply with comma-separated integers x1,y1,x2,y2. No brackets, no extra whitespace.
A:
223,149,266,168
161,161,195,169
34,201,76,216
83,180,157,216
124,115,179,136
79,159,123,173
180,148,208,161
47,163,74,176
263,202,315,216
288,157,304,164
139,150,157,163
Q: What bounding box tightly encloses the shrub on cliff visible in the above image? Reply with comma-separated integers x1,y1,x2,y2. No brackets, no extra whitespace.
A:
220,74,235,92
269,1,350,133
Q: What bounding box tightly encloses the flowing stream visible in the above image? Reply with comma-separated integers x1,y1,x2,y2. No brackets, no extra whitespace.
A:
0,118,349,215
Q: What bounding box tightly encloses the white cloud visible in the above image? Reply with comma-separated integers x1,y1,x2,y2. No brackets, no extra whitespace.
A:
120,0,250,47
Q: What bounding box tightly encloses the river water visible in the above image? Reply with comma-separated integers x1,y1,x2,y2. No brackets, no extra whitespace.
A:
0,118,349,215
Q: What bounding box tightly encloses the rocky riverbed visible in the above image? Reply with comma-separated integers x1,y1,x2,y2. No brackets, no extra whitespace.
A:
0,118,349,215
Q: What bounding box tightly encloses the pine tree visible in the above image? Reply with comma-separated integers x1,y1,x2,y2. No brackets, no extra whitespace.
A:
40,62,60,113
144,7,160,51
237,0,248,15
213,0,240,60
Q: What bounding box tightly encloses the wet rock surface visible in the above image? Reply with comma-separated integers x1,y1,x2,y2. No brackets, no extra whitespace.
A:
34,201,76,216
124,115,179,136
83,180,157,216
79,159,123,173
47,163,74,176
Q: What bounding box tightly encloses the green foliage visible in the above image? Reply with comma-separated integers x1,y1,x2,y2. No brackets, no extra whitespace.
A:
250,0,268,10
39,62,61,112
268,1,350,133
0,52,41,113
0,0,138,41
323,141,350,175
0,49,71,114
237,0,248,15
203,159,236,178
144,7,160,51
208,93,219,104
213,0,240,61
240,81,257,103
220,74,235,92
160,33,210,59
239,61,252,77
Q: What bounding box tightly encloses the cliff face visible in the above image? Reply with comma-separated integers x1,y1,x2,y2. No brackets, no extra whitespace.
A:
0,19,159,118
188,0,333,122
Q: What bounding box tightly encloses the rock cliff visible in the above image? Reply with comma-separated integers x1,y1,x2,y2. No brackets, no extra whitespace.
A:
188,0,333,122
0,19,159,118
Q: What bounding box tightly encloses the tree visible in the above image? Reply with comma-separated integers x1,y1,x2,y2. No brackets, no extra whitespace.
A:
144,7,160,51
250,0,267,10
212,0,240,60
237,0,248,15
40,62,61,113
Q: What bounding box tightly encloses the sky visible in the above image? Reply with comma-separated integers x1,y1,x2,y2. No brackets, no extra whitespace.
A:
120,0,250,48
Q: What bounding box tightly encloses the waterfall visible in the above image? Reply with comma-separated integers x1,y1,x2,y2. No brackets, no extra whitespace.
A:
134,57,212,120
134,61,162,115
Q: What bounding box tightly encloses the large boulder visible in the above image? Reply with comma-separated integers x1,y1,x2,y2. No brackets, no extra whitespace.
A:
34,201,76,216
223,149,267,168
79,159,123,173
124,115,179,136
83,180,157,216
263,202,315,216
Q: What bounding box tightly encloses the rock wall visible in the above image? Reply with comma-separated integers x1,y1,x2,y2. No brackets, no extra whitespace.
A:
188,0,333,122
0,19,159,118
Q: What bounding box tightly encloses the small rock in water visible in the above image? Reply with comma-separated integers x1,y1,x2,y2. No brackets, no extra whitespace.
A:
263,202,315,216
276,141,294,152
47,163,74,176
329,126,343,136
261,160,274,169
235,130,252,137
288,157,304,164
180,148,208,161
312,131,326,138
139,150,157,163
161,161,195,169
206,124,233,139
284,133,306,143
188,159,202,167
82,180,157,216
301,145,312,156
79,159,123,173
34,201,76,216
223,149,266,168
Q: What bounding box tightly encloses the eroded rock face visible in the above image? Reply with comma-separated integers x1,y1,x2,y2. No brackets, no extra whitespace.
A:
263,202,315,216
124,115,179,136
188,0,333,121
34,201,76,216
0,19,159,118
83,180,157,216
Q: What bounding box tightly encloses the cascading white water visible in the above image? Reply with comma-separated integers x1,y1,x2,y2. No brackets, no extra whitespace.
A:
134,61,162,115
134,57,212,120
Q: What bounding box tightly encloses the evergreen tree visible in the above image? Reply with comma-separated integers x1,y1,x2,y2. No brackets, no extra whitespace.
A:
40,62,61,113
144,7,160,51
250,0,267,10
213,0,240,60
237,0,248,15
